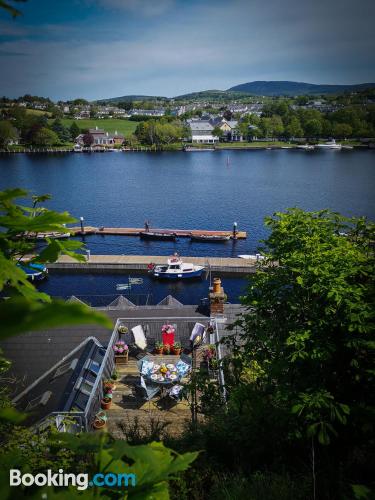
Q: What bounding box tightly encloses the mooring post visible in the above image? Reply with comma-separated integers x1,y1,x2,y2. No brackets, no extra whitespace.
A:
80,216,85,234
233,221,238,240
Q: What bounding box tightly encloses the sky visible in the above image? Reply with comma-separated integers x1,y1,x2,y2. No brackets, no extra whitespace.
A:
0,0,374,101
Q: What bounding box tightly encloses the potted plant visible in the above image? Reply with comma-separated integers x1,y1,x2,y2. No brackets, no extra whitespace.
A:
103,379,116,392
202,345,216,368
113,340,129,365
111,369,119,381
118,325,128,336
93,410,107,430
163,343,171,354
155,341,163,354
171,342,182,355
101,392,113,410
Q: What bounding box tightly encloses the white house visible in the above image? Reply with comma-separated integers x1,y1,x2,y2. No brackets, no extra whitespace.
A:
188,121,219,144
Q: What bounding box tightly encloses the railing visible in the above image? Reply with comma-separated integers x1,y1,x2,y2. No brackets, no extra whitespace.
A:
84,321,119,430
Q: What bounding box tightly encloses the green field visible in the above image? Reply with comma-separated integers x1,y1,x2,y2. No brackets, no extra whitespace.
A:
26,108,52,117
57,119,137,137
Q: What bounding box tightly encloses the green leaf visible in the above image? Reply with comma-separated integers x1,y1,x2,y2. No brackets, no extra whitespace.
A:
0,407,26,424
351,484,371,499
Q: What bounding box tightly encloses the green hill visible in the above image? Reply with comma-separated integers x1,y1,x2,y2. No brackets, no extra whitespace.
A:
227,80,375,96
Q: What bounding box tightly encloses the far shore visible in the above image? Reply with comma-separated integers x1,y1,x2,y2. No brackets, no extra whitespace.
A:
0,140,373,154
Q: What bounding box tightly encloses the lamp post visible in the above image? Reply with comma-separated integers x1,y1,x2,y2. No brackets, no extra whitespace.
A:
80,216,85,234
233,221,238,240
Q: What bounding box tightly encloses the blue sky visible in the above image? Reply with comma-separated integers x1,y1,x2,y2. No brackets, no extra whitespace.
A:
0,0,374,100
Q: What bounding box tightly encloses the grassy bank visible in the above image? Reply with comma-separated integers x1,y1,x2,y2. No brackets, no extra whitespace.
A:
56,118,137,137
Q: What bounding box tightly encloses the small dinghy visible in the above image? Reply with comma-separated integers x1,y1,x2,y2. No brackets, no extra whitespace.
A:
140,231,177,241
190,233,230,242
17,262,48,281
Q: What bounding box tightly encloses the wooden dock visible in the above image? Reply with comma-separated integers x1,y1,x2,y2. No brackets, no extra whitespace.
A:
69,226,247,239
48,254,258,275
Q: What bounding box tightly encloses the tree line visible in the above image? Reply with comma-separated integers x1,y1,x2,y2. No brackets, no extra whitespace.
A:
238,102,375,140
0,108,81,147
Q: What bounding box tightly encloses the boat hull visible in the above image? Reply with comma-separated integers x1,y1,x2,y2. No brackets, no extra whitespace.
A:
190,235,230,242
140,232,177,241
18,263,48,281
151,269,204,280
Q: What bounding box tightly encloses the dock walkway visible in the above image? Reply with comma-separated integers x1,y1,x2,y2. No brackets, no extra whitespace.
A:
69,226,247,239
48,254,258,274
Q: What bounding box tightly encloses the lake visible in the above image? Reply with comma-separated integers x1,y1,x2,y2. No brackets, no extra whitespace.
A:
1,149,374,304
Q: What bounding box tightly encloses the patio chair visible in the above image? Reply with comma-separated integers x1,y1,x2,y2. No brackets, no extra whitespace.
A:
136,356,150,373
166,384,184,402
132,325,147,350
180,353,192,367
189,323,206,350
138,376,160,402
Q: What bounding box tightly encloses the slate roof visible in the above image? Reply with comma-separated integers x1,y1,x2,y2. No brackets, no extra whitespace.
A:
157,295,184,307
189,121,213,131
107,295,136,309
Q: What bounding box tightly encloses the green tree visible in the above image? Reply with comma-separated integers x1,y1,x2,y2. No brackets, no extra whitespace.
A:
304,118,322,138
212,126,224,140
50,119,71,143
225,209,374,496
285,117,303,139
69,121,81,141
32,127,59,147
332,122,353,138
0,121,18,147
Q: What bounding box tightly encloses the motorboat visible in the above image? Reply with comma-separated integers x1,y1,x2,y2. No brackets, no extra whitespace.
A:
297,144,315,150
238,254,265,261
149,256,205,279
190,233,230,242
17,262,48,281
140,231,177,241
26,232,70,240
316,139,342,150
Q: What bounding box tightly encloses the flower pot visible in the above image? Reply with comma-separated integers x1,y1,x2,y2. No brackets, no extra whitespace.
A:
103,382,116,392
101,398,112,410
154,347,163,354
172,347,181,355
93,418,106,430
115,351,128,365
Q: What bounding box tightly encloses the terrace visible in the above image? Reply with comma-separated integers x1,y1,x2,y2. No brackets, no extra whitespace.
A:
87,316,226,438
9,307,231,438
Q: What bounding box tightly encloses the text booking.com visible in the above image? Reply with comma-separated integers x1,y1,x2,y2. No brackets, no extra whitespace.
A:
10,469,137,491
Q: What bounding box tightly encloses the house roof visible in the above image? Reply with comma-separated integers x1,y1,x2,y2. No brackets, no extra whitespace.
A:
189,121,213,131
13,338,106,427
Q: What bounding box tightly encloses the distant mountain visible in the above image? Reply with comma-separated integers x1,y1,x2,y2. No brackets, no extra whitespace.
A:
97,81,375,103
227,81,375,96
173,89,251,100
96,95,166,103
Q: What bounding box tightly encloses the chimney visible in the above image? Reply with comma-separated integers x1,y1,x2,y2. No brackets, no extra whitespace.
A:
209,277,226,316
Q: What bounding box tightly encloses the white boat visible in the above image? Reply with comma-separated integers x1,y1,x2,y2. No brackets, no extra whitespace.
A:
316,139,342,150
149,255,205,279
238,254,265,261
297,144,315,150
73,144,83,152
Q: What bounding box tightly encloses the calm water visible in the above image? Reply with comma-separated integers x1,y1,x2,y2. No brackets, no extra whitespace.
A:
1,149,374,304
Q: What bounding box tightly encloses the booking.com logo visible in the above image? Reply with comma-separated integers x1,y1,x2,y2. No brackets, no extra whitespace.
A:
10,469,137,491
